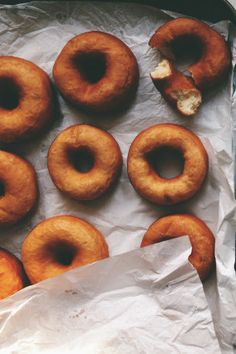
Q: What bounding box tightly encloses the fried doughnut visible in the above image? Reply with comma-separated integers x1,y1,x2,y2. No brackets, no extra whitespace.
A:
149,17,231,90
0,248,26,299
53,31,139,113
141,214,215,281
0,150,38,225
150,59,202,116
48,124,122,200
0,56,54,143
21,215,109,283
127,124,208,205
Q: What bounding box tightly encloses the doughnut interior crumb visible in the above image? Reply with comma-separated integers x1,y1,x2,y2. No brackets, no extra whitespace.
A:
150,59,172,79
170,89,202,116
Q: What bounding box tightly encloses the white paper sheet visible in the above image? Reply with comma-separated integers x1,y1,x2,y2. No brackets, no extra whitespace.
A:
0,1,235,353
0,238,222,354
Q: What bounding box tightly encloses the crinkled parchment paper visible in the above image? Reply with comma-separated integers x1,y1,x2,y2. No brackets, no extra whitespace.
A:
0,238,222,354
0,1,235,353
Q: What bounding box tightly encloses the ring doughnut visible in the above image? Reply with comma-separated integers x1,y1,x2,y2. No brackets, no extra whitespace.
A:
0,56,54,143
141,214,215,281
53,31,139,113
149,17,231,90
0,248,26,299
127,124,208,205
21,215,109,283
48,124,122,201
0,150,38,225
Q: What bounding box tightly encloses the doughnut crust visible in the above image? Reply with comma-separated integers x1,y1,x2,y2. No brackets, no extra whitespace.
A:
53,31,139,113
21,215,109,283
141,214,215,281
0,150,38,225
0,248,26,300
149,17,231,90
127,124,208,205
0,56,54,143
48,124,122,200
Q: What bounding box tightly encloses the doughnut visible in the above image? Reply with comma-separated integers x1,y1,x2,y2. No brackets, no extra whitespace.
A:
0,56,54,143
149,18,231,115
21,215,109,283
53,31,139,113
0,150,38,225
141,214,215,281
149,17,231,89
48,124,122,200
150,59,202,116
127,124,208,205
0,248,26,299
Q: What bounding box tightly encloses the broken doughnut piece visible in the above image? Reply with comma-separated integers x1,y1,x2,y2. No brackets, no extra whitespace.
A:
150,59,202,116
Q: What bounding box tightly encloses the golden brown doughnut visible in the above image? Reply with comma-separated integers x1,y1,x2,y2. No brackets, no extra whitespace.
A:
141,214,215,281
21,215,109,283
0,248,26,299
48,124,122,200
0,56,54,143
150,59,202,116
53,31,139,113
149,17,231,90
0,150,38,225
127,124,208,205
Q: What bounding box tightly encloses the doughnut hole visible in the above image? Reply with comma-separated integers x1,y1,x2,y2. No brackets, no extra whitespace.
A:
68,147,95,173
73,52,107,84
45,240,78,266
146,146,184,179
0,77,21,110
153,235,175,243
0,181,5,197
170,35,203,68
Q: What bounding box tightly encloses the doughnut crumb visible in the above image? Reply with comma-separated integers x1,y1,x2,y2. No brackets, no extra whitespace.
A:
170,89,202,116
150,59,172,80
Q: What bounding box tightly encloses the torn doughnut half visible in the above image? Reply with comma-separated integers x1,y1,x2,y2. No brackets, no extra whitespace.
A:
150,59,202,116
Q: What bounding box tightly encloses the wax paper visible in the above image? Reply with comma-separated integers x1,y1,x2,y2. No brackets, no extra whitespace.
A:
0,1,235,353
0,238,222,354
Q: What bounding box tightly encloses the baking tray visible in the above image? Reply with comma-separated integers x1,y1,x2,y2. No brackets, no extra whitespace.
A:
2,0,236,23
0,1,234,353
